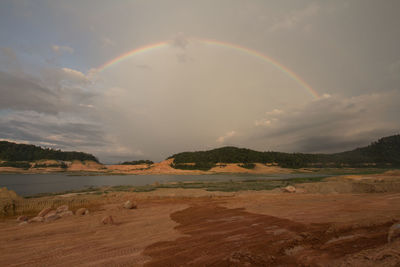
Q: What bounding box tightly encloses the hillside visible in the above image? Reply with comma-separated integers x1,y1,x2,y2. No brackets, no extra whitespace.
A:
170,134,400,170
0,141,99,163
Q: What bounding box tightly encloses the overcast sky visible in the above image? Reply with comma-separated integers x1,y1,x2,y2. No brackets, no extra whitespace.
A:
1,0,399,163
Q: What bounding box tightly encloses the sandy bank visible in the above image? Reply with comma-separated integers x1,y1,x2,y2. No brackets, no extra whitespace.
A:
0,158,300,175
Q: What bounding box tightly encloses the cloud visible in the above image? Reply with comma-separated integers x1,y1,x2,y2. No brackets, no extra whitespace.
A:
217,131,237,144
0,71,59,114
0,47,18,63
268,3,320,32
101,37,116,47
136,64,152,70
171,32,189,49
388,59,400,80
255,109,283,127
0,111,105,149
0,47,21,72
171,33,193,63
0,66,95,115
61,67,89,83
249,91,400,153
51,45,74,54
255,119,272,127
266,109,284,115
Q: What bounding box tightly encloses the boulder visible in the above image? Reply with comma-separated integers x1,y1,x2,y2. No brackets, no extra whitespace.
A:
29,216,44,223
388,223,400,243
19,221,28,226
44,210,57,218
44,214,60,222
282,185,296,193
76,208,89,216
17,215,29,222
56,205,69,214
123,200,137,209
101,215,114,225
38,207,53,217
58,210,73,217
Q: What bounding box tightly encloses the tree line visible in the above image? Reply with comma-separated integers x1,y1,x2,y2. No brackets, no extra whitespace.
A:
120,160,154,165
169,135,400,170
0,141,99,163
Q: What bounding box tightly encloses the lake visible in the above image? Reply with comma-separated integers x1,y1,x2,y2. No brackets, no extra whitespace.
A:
0,173,328,196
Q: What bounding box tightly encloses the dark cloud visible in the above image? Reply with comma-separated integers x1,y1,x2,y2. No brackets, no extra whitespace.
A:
0,68,97,115
288,128,399,153
249,91,400,153
136,64,152,70
0,71,59,114
171,32,189,50
0,115,105,149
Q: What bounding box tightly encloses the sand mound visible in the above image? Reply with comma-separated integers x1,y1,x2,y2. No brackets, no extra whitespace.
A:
209,163,293,174
105,159,205,174
0,187,21,200
107,164,151,171
33,159,60,166
68,160,105,171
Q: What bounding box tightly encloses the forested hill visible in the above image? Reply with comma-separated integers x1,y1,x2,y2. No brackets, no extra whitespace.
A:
0,141,99,163
169,134,400,170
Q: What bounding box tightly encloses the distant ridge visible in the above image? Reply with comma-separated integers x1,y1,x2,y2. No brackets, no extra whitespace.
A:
0,141,99,163
1,135,399,170
169,135,400,170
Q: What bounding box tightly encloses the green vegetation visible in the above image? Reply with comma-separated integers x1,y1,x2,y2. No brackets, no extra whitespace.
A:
171,162,216,171
120,160,154,165
239,163,256,169
0,161,31,169
170,135,400,170
0,141,99,163
33,162,68,169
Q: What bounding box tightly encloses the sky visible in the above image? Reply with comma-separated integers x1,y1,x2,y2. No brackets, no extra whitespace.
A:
0,0,400,163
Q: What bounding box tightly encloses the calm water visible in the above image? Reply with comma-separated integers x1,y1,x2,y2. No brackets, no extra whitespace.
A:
0,173,327,196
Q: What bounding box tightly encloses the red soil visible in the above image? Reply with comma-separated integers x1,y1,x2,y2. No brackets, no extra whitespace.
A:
143,202,399,266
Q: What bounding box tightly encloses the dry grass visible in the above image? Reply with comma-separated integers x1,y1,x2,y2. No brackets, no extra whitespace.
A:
0,195,106,218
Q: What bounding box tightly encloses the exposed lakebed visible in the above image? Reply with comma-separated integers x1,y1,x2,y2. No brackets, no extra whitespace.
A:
0,173,330,196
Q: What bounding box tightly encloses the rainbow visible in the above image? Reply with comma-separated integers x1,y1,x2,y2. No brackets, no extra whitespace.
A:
96,41,169,72
96,38,318,98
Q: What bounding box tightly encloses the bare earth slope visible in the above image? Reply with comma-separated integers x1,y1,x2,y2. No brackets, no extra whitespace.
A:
0,158,296,174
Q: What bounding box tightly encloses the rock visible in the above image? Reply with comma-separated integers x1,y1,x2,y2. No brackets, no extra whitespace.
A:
29,216,44,223
38,207,53,217
17,215,29,222
58,210,73,217
282,185,296,193
44,210,57,218
19,221,28,226
388,223,400,243
75,208,89,216
123,200,137,209
101,215,114,225
56,205,69,213
44,214,60,222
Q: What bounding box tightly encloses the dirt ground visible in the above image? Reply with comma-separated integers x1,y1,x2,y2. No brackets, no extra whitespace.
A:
1,176,400,266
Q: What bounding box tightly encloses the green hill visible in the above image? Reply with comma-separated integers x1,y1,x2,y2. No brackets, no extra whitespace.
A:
0,141,99,164
169,134,400,170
